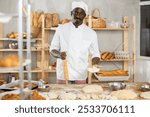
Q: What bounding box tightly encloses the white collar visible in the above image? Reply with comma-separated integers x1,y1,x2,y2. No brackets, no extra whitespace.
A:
70,22,85,29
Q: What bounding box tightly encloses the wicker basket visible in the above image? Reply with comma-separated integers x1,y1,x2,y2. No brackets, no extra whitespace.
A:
114,51,129,59
92,8,106,28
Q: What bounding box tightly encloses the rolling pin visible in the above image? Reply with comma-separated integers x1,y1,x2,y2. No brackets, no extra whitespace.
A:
63,59,69,84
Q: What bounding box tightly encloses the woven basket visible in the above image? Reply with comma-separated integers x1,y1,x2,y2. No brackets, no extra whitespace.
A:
92,8,106,28
114,51,129,59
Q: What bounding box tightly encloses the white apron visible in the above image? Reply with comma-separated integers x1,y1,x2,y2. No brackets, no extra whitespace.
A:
56,23,90,80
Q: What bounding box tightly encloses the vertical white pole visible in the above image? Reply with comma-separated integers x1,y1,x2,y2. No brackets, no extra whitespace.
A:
27,4,32,97
18,0,24,100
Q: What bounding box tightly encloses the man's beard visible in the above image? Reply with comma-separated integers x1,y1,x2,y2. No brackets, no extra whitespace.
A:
72,18,83,25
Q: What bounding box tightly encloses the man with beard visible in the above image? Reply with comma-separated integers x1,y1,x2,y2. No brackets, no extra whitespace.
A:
50,1,100,84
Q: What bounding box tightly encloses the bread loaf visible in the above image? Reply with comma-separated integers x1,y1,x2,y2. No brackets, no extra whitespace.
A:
97,69,128,76
101,52,115,60
45,13,53,28
52,13,59,27
38,12,44,28
0,55,19,67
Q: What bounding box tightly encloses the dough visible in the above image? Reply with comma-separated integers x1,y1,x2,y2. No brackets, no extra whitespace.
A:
110,90,137,100
47,92,58,100
59,92,76,100
91,93,99,100
140,91,150,99
82,85,103,94
77,93,91,100
98,94,118,100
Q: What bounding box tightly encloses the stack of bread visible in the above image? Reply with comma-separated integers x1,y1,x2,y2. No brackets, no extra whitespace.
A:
0,55,19,68
7,32,27,39
97,69,128,76
101,52,115,60
45,13,60,28
31,11,44,38
31,11,44,28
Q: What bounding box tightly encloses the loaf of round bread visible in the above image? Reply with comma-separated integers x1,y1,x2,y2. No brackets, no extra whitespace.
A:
82,85,103,94
59,92,76,100
0,55,19,67
110,90,137,100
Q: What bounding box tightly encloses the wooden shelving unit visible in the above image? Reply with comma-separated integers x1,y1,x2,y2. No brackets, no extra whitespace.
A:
40,16,136,84
88,16,136,83
0,28,42,80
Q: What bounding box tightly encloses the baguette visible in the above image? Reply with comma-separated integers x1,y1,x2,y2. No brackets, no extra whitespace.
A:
101,52,109,60
97,69,128,76
38,12,44,28
33,11,38,27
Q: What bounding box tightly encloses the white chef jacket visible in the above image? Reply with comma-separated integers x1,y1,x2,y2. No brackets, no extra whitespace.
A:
50,22,99,80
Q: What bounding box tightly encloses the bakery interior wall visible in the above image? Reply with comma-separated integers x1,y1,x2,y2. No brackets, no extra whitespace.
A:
1,0,148,83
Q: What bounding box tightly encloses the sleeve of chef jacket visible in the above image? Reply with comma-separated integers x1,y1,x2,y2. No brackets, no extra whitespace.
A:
89,32,100,58
50,27,60,52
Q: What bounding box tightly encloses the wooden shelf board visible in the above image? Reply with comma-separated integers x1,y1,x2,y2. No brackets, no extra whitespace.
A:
44,27,128,31
100,59,132,61
44,69,56,72
0,38,42,42
44,27,57,30
0,68,42,73
93,28,128,31
0,49,42,51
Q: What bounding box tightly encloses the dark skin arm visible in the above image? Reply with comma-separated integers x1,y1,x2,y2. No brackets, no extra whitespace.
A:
51,49,66,60
51,50,99,65
92,57,100,65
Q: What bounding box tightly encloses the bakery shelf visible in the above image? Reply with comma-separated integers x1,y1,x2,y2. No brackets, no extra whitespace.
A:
100,59,132,61
44,27,128,31
93,28,128,31
0,49,42,52
0,38,42,42
44,69,56,72
0,68,42,73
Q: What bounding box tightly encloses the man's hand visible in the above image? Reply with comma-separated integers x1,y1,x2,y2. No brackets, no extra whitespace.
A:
51,50,66,60
60,52,67,60
92,57,100,65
